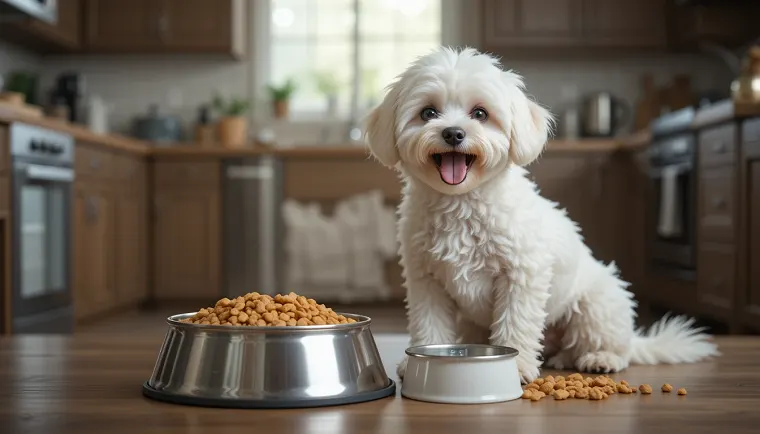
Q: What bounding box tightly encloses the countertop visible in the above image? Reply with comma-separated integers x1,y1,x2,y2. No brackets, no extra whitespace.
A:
1,108,649,159
1,334,758,433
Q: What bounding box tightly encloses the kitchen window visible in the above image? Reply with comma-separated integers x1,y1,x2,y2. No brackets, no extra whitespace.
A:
265,0,442,121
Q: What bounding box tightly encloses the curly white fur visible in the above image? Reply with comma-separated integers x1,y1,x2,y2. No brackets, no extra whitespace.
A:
364,47,719,383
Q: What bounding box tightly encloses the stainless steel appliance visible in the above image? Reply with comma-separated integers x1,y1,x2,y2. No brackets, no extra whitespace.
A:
51,72,86,124
0,0,57,24
10,123,74,333
580,92,631,137
223,156,283,297
648,107,697,279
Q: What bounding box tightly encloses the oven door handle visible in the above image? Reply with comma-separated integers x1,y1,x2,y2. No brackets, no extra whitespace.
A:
25,165,75,183
649,162,692,178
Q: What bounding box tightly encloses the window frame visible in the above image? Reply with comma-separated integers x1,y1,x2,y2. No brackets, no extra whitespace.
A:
253,0,461,123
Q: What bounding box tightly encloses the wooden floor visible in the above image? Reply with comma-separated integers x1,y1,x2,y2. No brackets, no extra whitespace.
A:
0,333,757,433
77,303,410,336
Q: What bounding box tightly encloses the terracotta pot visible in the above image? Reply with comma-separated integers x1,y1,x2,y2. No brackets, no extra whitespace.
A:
274,100,289,119
217,116,248,148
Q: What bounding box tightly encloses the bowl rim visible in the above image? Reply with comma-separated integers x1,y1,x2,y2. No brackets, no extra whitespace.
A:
166,312,371,332
405,343,519,360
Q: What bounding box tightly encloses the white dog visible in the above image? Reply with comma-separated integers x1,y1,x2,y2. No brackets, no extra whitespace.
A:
364,47,719,383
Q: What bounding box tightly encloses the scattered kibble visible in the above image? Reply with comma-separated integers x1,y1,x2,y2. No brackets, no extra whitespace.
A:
180,292,357,327
521,374,689,402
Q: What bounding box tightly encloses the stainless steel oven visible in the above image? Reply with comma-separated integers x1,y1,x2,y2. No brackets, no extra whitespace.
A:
0,0,57,24
648,108,697,278
10,123,74,333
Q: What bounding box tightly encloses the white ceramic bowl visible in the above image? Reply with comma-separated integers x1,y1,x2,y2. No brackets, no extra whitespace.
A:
400,344,522,404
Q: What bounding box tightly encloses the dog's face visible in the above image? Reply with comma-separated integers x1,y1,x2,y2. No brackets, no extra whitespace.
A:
364,47,553,195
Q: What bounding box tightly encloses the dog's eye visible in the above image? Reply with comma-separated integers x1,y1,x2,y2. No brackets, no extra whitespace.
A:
420,107,439,121
471,107,488,122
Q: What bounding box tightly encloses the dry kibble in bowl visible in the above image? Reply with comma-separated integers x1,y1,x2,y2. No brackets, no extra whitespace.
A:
179,292,358,327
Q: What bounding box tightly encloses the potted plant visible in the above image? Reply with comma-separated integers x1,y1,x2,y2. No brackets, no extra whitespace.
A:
267,78,297,119
313,71,341,117
212,94,251,148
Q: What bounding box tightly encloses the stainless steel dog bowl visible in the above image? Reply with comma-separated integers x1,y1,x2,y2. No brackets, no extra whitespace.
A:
142,312,396,409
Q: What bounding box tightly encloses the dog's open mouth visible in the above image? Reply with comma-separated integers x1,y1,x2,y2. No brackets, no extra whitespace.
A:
431,152,476,185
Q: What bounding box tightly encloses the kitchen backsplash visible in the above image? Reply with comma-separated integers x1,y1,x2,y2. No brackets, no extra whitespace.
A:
36,53,732,143
0,40,41,81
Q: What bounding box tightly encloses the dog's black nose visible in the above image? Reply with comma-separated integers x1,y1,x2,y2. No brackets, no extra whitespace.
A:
442,127,466,147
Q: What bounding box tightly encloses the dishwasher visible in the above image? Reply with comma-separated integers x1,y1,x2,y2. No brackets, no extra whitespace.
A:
223,156,283,297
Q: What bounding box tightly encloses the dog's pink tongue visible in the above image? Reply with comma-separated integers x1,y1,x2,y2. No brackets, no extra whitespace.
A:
439,152,468,185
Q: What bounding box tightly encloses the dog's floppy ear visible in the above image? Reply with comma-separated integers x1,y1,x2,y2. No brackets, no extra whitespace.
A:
364,84,400,169
509,98,553,166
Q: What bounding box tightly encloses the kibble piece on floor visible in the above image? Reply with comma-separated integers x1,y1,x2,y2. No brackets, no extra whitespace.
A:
662,383,673,393
639,384,653,394
678,388,688,396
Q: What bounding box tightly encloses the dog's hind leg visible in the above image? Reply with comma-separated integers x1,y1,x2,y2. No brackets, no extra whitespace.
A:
563,261,637,374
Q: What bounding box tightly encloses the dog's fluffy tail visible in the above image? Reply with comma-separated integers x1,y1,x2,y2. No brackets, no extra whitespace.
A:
629,314,720,365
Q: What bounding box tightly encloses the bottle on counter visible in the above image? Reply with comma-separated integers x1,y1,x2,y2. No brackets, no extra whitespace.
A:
194,105,215,146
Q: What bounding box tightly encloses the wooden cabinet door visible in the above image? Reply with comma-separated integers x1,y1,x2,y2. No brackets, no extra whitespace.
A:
24,0,82,50
73,184,115,321
741,120,760,329
114,193,146,306
581,0,667,48
153,189,220,302
85,0,161,51
528,154,618,264
483,0,582,48
160,0,243,56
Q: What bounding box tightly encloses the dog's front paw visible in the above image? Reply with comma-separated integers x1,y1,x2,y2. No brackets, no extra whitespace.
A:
396,355,408,380
516,354,541,384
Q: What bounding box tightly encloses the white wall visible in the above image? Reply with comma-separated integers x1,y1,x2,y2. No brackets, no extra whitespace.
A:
0,39,42,87
5,0,736,142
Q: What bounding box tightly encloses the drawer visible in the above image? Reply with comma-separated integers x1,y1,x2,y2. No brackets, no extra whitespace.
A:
697,244,735,311
113,154,145,181
154,161,220,188
743,117,760,145
75,145,113,179
698,123,736,168
698,165,735,243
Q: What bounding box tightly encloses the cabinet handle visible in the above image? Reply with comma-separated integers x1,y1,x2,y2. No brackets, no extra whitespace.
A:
86,197,99,222
157,14,169,41
711,196,727,209
711,142,727,154
711,277,724,289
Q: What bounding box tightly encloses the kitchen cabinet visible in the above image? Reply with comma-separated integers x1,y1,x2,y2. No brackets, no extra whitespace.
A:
73,183,115,320
695,122,739,322
669,2,760,50
84,0,245,57
0,0,82,53
152,161,221,303
482,0,582,48
581,0,667,49
73,144,148,322
529,152,629,270
482,0,666,52
740,118,760,330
